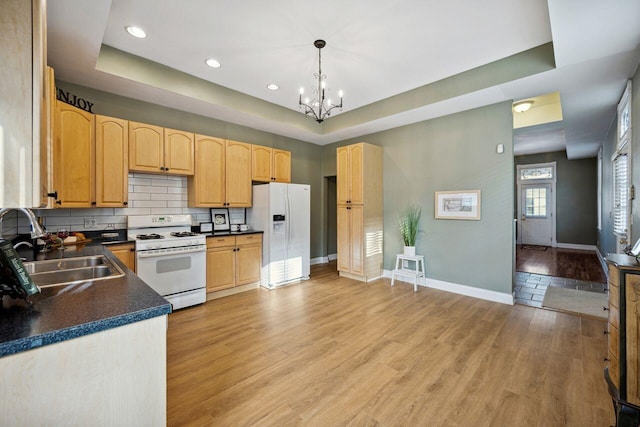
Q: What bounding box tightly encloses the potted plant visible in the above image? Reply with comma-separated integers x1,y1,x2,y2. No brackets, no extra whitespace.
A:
399,205,421,256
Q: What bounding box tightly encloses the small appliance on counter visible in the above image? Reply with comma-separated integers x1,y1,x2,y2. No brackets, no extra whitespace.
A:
127,215,206,310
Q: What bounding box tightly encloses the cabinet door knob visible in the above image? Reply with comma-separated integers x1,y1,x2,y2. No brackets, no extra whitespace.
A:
91,201,96,206
603,306,609,311
123,201,128,206
604,330,610,335
604,357,610,362
160,167,165,171
55,200,61,205
165,168,170,171
47,191,58,199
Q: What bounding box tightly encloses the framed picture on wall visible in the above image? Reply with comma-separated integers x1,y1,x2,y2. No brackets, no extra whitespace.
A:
210,208,230,231
435,190,481,220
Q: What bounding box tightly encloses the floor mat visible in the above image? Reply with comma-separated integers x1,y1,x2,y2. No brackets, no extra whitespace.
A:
521,245,548,251
542,286,607,319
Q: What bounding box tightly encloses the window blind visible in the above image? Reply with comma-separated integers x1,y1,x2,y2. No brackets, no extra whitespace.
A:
613,154,629,236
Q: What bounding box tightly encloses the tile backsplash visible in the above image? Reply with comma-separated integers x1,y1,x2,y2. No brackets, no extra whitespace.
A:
4,173,213,235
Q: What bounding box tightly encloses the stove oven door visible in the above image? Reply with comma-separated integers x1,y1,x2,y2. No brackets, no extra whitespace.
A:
136,245,206,299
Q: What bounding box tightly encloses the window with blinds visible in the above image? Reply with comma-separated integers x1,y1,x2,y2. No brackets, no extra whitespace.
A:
613,154,628,236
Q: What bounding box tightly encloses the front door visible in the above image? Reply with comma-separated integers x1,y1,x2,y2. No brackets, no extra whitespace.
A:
521,183,552,246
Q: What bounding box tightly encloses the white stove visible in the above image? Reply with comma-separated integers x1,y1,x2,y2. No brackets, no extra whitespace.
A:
127,215,206,310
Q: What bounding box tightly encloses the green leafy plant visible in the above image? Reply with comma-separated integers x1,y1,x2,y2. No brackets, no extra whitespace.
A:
399,205,421,246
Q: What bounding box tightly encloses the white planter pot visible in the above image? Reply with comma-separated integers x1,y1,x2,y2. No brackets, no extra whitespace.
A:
403,246,416,256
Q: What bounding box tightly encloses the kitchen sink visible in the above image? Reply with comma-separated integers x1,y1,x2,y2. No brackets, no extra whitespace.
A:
23,255,125,287
24,255,107,274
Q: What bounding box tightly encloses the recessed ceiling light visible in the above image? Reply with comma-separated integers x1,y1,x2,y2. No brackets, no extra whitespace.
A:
513,100,534,113
125,26,147,39
267,84,279,91
205,58,221,68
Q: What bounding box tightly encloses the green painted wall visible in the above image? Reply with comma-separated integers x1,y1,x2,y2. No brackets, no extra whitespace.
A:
55,81,326,258
515,151,597,245
323,102,514,294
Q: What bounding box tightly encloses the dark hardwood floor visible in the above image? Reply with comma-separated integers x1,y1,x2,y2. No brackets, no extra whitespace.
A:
515,245,606,283
515,245,607,308
166,261,612,426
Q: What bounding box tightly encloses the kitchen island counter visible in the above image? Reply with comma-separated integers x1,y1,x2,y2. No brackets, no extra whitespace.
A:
0,243,171,358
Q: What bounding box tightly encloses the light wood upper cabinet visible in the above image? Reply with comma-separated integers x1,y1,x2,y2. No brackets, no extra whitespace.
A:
336,146,350,205
225,140,252,207
251,145,291,183
40,66,55,208
53,102,95,208
188,135,226,206
252,145,272,182
129,122,163,173
336,144,363,205
95,115,128,207
272,149,291,183
164,128,194,175
188,137,251,207
129,122,194,175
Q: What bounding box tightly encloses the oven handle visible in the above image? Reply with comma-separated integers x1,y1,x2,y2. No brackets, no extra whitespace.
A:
136,244,206,259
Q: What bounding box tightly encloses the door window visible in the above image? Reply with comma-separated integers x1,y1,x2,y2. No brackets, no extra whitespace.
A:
525,187,547,217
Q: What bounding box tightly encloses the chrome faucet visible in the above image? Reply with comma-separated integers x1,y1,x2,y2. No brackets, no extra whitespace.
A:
0,208,46,239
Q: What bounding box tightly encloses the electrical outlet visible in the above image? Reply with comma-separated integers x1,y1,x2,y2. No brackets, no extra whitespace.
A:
84,218,97,228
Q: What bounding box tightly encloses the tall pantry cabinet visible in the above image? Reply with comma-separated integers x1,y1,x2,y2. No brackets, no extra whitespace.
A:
336,142,383,282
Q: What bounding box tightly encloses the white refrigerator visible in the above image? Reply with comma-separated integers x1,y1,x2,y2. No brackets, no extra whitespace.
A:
247,183,310,288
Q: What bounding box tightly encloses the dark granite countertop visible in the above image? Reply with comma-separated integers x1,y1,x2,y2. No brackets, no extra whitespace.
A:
0,243,171,358
201,230,263,237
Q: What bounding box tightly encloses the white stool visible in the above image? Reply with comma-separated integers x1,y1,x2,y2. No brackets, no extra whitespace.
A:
391,254,425,292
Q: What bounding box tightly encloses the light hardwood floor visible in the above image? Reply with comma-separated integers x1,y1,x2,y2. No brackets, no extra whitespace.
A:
167,262,613,426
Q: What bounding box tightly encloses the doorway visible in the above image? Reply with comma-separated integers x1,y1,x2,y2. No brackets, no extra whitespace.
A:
520,183,553,246
325,176,337,261
516,162,556,247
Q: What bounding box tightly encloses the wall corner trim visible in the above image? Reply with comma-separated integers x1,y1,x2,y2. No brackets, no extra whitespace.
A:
383,270,514,305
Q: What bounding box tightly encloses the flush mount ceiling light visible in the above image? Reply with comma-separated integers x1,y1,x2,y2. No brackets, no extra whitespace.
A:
513,100,534,113
205,58,221,68
125,26,147,39
298,39,343,123
267,84,279,91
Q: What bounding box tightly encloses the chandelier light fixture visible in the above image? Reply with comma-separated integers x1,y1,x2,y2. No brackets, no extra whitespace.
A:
298,39,343,123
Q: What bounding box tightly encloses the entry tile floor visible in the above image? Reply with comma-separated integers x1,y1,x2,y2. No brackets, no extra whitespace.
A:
515,272,608,308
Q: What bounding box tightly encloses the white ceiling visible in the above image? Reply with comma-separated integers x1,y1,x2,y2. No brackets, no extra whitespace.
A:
47,0,640,158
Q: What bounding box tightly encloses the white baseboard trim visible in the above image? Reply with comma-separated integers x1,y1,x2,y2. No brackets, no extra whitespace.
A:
382,270,514,305
556,243,598,251
310,256,328,265
327,253,337,261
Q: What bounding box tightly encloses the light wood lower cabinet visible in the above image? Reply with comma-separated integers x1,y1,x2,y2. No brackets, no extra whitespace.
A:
337,205,364,274
206,234,262,293
107,242,136,273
